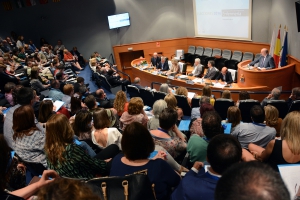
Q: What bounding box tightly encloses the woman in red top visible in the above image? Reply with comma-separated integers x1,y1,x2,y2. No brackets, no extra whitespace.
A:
63,49,82,70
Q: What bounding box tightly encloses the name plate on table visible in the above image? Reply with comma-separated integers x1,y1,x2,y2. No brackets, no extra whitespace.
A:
168,76,175,80
152,71,158,75
186,80,195,85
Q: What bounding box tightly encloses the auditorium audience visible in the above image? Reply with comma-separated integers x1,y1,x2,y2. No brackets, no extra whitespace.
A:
63,49,82,71
62,84,74,108
226,106,242,133
71,110,93,140
93,88,113,108
286,86,300,108
190,96,210,119
231,105,276,149
119,97,148,130
249,111,300,171
84,94,97,111
110,122,180,200
172,134,242,200
215,161,290,200
113,90,128,117
4,82,16,106
236,90,250,107
159,83,173,94
264,105,282,137
175,86,192,106
12,105,47,168
164,93,183,122
200,85,215,105
221,90,231,99
147,99,168,130
131,77,144,89
188,111,223,163
38,100,55,125
48,80,64,101
30,67,50,93
0,64,19,95
261,87,281,107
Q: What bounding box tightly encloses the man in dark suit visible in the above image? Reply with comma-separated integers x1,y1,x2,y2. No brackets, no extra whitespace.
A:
132,77,144,89
249,48,275,70
156,56,169,71
215,67,233,84
93,89,113,108
106,69,130,91
150,52,161,67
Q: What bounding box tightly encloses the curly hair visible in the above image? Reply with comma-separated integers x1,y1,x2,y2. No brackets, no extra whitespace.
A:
175,86,188,97
113,91,127,114
128,97,144,115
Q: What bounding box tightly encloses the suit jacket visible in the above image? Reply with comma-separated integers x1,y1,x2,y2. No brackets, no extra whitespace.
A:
132,84,144,89
191,64,203,77
150,56,161,67
96,98,114,108
215,71,233,84
249,54,275,69
204,67,217,79
157,61,169,71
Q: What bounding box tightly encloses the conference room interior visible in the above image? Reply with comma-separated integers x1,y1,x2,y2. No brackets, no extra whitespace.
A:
2,0,300,199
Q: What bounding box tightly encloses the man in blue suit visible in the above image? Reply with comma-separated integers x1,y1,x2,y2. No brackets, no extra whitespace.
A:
156,56,169,71
249,48,275,70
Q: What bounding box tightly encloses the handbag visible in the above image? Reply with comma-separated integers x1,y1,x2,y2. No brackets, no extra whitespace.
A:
86,173,156,200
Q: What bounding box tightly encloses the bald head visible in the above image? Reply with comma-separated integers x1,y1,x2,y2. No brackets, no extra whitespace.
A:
96,89,105,99
261,48,268,56
134,77,141,84
153,52,158,58
221,67,228,75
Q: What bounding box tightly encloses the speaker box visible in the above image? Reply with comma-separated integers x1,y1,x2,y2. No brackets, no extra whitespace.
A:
295,1,300,32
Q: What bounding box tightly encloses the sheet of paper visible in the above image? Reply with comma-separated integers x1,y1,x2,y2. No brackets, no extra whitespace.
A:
193,78,203,83
188,92,196,99
213,82,225,88
278,164,300,200
53,100,65,112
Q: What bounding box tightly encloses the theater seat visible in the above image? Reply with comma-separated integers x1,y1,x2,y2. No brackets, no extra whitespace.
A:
175,94,191,116
205,48,222,65
153,91,166,103
183,46,196,64
191,97,201,108
97,73,122,95
214,99,235,120
198,47,213,67
238,100,260,123
242,52,254,61
288,100,300,113
193,46,204,63
139,88,155,107
266,100,288,119
127,85,140,98
224,51,243,70
215,49,232,71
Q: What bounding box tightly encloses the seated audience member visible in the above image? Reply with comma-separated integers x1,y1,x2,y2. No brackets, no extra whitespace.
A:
63,49,82,71
231,105,276,149
48,80,64,101
150,108,186,159
91,108,122,149
45,114,108,179
38,100,55,125
1,135,59,200
93,89,113,108
89,57,97,72
110,122,181,200
172,134,242,200
113,91,128,117
13,105,47,167
236,91,250,107
148,100,168,130
286,87,300,108
188,58,203,77
157,56,169,71
164,93,183,122
221,90,232,99
165,59,179,76
62,84,74,108
159,83,173,94
199,85,215,105
189,103,215,137
264,105,282,137
131,77,144,89
84,94,97,112
70,95,84,116
4,82,16,106
18,47,26,60
150,52,161,67
188,111,223,163
249,111,300,171
38,46,47,64
55,72,66,92
106,69,130,91
120,97,148,130
226,106,242,133
30,67,50,93
4,87,43,149
70,46,85,67
191,96,210,119
73,77,85,93
28,39,38,52
16,35,24,48
215,161,290,200
53,39,65,54
0,64,19,94
175,86,192,106
261,87,281,107
204,60,217,79
249,48,275,70
215,67,233,84
36,178,101,200
71,110,93,140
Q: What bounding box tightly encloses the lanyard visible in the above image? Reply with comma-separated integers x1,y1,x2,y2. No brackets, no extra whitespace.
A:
157,128,169,134
252,122,266,127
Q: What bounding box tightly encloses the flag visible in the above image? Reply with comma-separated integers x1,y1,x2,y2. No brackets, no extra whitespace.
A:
26,0,36,6
15,0,25,8
2,1,13,10
269,28,276,56
279,30,288,67
39,0,47,4
53,0,60,2
273,27,281,68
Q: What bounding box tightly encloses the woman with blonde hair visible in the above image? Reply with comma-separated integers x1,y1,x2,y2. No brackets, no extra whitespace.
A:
264,105,282,137
166,59,179,76
176,86,192,106
164,93,183,121
201,85,215,106
221,90,232,99
113,90,128,117
249,111,300,171
45,114,108,179
226,106,242,133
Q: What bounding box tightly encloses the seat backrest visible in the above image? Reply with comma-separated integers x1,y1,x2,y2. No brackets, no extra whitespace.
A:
195,46,204,56
254,53,261,61
203,47,213,57
214,99,235,120
175,95,191,116
139,89,155,107
153,91,166,103
191,97,201,108
212,48,222,57
227,69,237,82
231,51,243,62
266,100,288,119
238,100,260,122
187,46,196,54
242,52,254,61
181,63,187,74
98,74,112,92
127,85,140,98
221,49,232,60
288,100,300,113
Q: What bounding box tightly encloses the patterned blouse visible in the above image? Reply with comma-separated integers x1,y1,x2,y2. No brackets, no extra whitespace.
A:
189,118,204,137
47,143,107,179
151,134,186,158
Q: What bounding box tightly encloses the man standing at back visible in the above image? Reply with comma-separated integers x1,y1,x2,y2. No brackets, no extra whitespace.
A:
150,52,161,67
231,105,276,148
249,48,275,70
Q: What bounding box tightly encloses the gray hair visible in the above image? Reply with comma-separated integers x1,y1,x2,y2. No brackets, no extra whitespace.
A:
152,100,168,117
200,96,210,106
159,83,170,94
271,88,281,99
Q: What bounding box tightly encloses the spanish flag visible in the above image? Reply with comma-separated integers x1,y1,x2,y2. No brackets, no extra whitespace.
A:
273,27,281,68
2,1,13,10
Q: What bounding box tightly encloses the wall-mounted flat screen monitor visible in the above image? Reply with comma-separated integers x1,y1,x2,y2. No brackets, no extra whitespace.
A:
108,13,130,29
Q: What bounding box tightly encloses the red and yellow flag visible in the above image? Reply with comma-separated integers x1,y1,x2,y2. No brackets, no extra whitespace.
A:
273,27,281,68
